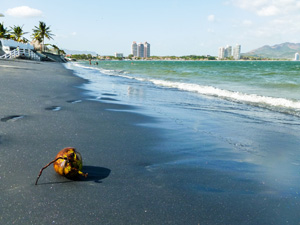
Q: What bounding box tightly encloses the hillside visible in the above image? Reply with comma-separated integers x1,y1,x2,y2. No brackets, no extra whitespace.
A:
243,42,300,59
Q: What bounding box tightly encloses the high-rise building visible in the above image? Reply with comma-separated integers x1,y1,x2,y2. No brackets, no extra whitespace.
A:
144,42,150,58
225,45,232,58
233,44,241,60
131,41,137,56
218,47,225,59
137,42,144,58
295,53,299,61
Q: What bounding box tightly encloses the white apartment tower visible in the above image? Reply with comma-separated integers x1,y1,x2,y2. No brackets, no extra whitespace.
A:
225,45,232,58
137,42,144,58
233,44,241,60
218,47,225,59
131,41,137,57
295,53,299,61
144,42,150,58
132,41,151,58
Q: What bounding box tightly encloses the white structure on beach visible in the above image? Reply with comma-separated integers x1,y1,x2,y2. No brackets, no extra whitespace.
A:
0,39,34,55
131,41,137,57
132,41,151,58
0,39,40,61
295,53,299,61
233,44,241,60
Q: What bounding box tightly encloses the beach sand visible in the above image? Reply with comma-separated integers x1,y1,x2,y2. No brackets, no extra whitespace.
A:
0,59,298,225
0,59,190,224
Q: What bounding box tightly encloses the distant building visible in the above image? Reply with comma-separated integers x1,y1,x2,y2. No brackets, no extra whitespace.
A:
131,42,137,57
225,45,232,58
295,53,299,61
218,47,225,59
144,42,150,58
219,44,241,60
233,44,241,60
131,41,151,58
115,53,123,58
137,42,144,58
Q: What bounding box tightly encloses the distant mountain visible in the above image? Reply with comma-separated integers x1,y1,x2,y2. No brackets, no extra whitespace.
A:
63,49,98,56
243,42,300,59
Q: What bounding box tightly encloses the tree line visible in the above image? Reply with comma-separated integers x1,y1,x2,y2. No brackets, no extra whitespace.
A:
0,21,54,52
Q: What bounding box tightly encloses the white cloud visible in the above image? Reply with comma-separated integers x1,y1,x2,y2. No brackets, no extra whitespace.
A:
229,0,300,43
231,0,300,16
257,5,280,16
6,6,43,18
71,32,77,36
207,14,216,22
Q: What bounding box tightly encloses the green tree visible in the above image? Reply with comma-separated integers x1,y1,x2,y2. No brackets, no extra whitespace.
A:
127,54,134,60
32,21,54,51
0,23,11,39
10,25,28,42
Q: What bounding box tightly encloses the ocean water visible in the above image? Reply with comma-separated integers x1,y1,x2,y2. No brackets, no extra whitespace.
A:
65,61,300,201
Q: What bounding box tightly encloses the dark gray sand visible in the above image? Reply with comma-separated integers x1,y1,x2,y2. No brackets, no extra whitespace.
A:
0,60,298,225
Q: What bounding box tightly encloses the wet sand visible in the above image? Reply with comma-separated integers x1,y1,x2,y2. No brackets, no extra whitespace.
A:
0,59,299,225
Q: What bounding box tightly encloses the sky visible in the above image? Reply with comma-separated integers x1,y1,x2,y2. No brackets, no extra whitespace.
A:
1,0,300,56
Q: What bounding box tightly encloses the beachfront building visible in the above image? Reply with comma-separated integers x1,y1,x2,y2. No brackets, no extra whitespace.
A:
131,41,137,57
132,41,151,58
115,53,123,58
218,47,225,59
219,44,241,60
233,44,241,60
137,42,144,58
295,53,299,61
225,45,232,58
0,39,34,55
144,42,150,58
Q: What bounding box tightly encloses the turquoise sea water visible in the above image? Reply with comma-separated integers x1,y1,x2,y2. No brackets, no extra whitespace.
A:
66,61,300,209
72,61,300,116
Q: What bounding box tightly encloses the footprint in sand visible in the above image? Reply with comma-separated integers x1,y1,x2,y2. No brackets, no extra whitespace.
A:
66,100,82,104
45,106,62,111
1,115,25,122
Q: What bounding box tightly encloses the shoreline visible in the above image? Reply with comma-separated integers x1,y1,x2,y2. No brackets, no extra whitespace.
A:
0,60,194,224
1,59,300,225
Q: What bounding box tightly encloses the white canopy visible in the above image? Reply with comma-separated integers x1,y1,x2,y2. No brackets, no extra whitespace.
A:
0,39,34,50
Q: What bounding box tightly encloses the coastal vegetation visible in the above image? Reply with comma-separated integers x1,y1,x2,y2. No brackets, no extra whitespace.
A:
32,21,54,51
10,25,28,42
0,23,11,39
0,21,60,53
69,54,217,61
70,54,94,60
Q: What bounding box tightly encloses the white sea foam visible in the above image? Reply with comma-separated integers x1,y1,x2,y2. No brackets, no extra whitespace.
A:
68,62,300,115
149,79,300,111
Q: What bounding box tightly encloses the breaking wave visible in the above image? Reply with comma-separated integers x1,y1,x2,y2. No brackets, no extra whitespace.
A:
69,62,300,116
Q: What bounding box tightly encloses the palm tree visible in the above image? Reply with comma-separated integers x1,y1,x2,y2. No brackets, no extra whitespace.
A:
0,23,11,39
32,21,54,52
10,25,28,42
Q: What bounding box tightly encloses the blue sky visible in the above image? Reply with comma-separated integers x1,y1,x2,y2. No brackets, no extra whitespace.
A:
1,0,300,56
